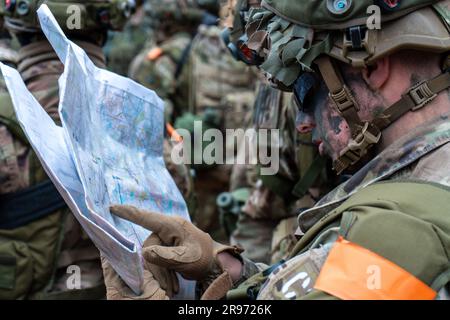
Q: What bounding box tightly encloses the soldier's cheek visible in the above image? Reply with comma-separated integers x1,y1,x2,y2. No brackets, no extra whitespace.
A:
317,107,351,160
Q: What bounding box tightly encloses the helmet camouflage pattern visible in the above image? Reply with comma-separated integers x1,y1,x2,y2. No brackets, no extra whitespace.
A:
233,0,450,86
226,0,450,174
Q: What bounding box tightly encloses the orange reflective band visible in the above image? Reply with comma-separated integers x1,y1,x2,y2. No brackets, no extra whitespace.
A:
147,47,163,61
314,237,436,300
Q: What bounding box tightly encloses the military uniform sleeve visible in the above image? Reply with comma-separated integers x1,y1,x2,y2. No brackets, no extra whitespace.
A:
233,256,268,289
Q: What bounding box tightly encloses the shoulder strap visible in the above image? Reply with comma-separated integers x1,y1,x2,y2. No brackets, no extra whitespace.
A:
175,40,194,80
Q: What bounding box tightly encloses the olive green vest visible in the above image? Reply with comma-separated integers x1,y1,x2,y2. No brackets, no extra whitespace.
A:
229,180,450,300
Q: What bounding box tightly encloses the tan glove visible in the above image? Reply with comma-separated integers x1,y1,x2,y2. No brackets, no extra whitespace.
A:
101,234,179,300
101,256,169,300
110,205,244,299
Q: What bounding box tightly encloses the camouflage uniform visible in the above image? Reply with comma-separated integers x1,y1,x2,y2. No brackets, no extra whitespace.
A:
224,0,450,300
229,82,331,264
129,32,192,121
129,2,256,242
0,39,107,300
180,24,256,242
104,4,154,76
255,118,450,299
0,1,132,299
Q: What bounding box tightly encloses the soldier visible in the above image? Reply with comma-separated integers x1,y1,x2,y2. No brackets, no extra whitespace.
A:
129,0,256,242
128,0,220,121
104,0,153,76
105,0,450,300
0,0,133,299
221,0,334,265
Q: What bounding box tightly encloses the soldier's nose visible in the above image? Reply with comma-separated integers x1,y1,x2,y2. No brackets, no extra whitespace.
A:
296,112,316,133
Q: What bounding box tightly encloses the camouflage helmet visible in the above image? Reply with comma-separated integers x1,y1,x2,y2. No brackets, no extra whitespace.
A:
1,0,135,33
220,0,262,65
233,0,450,174
144,0,219,27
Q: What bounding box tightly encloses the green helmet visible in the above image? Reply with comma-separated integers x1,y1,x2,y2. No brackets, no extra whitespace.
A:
1,0,135,33
235,0,450,174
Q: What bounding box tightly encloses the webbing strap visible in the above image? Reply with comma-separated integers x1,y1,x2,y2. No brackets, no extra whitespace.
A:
336,70,450,174
315,56,363,136
259,168,295,201
373,71,450,130
292,155,327,199
175,40,194,80
316,55,450,174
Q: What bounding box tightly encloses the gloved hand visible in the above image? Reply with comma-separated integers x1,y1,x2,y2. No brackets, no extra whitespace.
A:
101,256,169,300
109,205,244,299
100,233,179,300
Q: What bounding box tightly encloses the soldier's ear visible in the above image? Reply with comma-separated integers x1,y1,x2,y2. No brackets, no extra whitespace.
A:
361,56,390,91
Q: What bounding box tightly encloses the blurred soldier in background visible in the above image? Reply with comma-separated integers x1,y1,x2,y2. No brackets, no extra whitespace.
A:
129,0,220,121
220,0,334,264
226,85,333,264
104,0,151,76
130,0,256,242
0,0,133,299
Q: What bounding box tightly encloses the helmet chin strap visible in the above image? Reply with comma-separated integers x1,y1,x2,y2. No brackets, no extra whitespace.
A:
315,55,450,175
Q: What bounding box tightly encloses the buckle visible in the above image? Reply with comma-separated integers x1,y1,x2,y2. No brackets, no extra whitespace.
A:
330,85,359,113
407,81,437,111
345,26,367,50
347,123,381,153
339,122,381,161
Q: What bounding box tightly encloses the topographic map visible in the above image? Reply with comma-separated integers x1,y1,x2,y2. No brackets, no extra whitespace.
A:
0,5,194,298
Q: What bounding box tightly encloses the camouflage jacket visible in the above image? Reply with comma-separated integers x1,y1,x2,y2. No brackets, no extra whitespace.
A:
104,5,154,77
130,26,256,123
0,40,106,299
184,25,255,127
236,115,450,299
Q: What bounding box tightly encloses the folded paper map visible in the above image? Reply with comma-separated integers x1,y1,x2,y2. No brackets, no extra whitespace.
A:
0,4,194,298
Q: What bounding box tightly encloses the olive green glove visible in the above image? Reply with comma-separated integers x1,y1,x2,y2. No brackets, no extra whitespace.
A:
100,233,179,300
109,205,244,298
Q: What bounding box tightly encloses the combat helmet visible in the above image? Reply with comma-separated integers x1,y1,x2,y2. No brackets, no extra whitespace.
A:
1,0,135,34
228,0,450,174
220,0,262,65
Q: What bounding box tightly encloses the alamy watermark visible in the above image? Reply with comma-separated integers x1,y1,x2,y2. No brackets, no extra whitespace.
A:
170,121,280,176
66,265,81,290
367,5,382,30
66,5,82,30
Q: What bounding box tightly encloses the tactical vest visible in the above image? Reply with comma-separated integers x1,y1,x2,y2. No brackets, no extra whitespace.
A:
229,180,450,300
0,40,106,300
185,25,255,129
